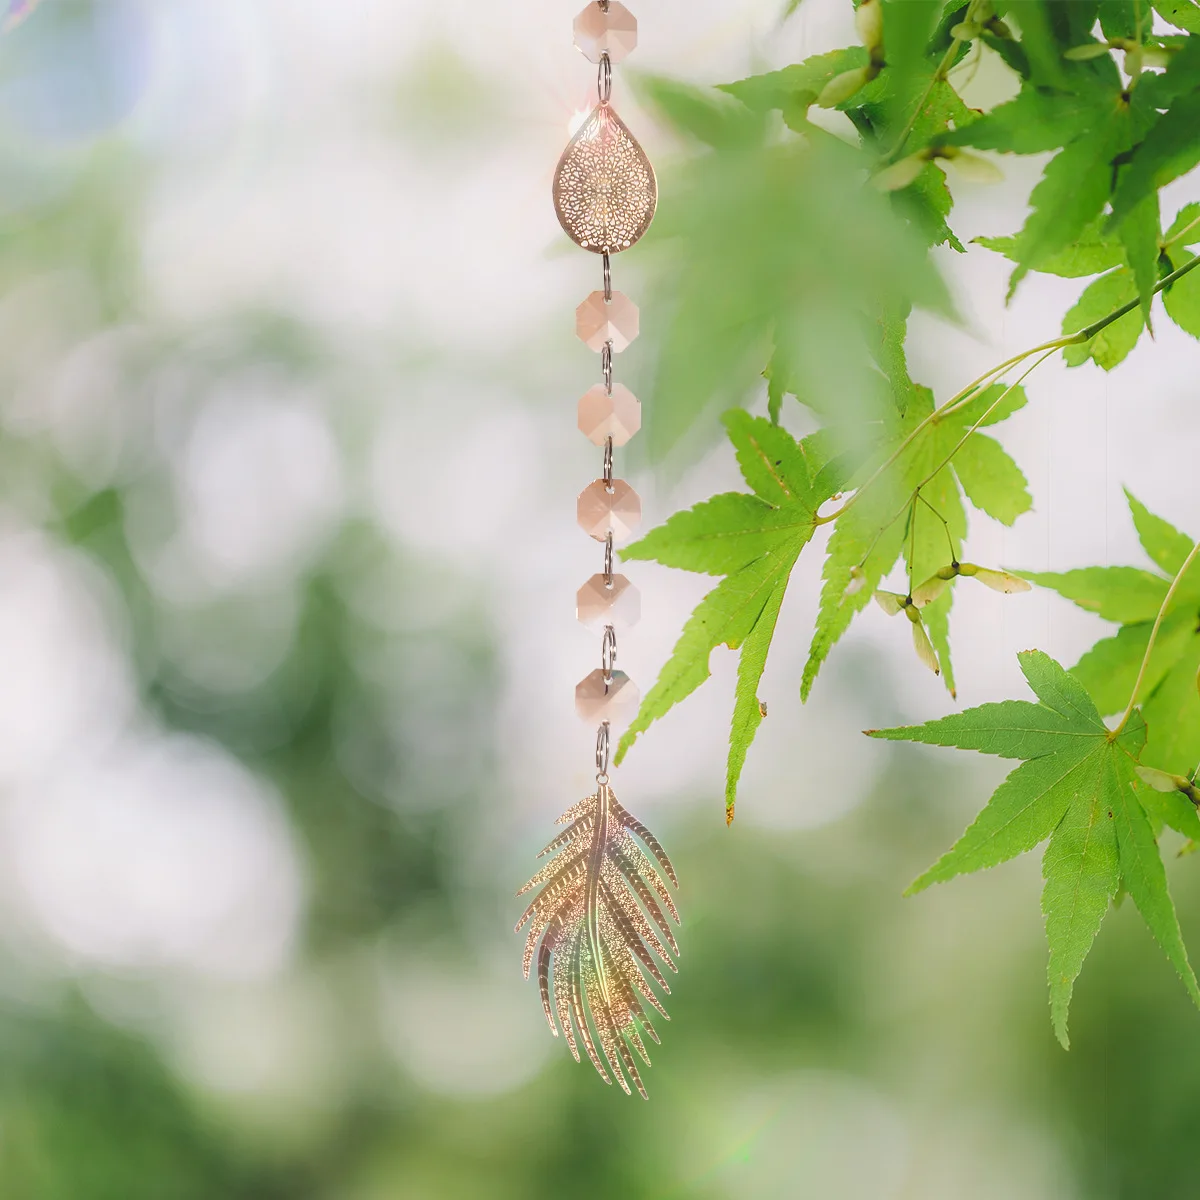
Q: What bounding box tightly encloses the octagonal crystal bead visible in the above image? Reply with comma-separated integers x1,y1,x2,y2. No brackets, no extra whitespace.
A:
576,669,639,724
573,1,638,65
577,479,641,543
576,290,639,352
577,573,640,630
578,383,641,447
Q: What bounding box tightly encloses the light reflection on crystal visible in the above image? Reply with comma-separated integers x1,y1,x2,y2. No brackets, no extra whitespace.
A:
578,383,640,447
576,290,639,352
577,573,640,629
577,479,641,543
4,0,42,33
573,2,638,65
574,669,639,724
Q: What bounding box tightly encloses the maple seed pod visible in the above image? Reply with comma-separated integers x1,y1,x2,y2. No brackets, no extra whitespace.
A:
1064,43,1111,60
963,566,1031,595
872,152,929,193
875,590,908,617
1136,767,1200,806
818,65,871,109
854,0,884,61
939,147,1004,184
912,573,951,607
950,21,982,40
986,17,1014,39
911,619,941,676
845,565,868,596
1142,45,1176,69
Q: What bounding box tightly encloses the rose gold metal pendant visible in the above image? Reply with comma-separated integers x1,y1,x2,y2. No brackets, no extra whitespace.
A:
553,103,658,254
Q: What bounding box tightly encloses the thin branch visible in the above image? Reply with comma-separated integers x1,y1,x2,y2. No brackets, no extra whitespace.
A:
815,251,1200,530
1111,539,1200,739
917,351,1055,492
1073,251,1200,343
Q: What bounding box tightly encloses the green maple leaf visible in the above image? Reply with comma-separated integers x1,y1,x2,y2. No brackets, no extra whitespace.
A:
945,82,1098,156
1004,111,1131,295
884,77,976,252
871,650,1200,1047
613,411,843,821
976,217,1125,279
727,50,974,253
1117,194,1161,328
803,380,1031,700
981,201,1200,368
720,47,867,114
1160,204,1200,340
1060,266,1143,370
1024,491,1200,781
635,80,950,457
1155,0,1200,32
1110,40,1200,222
1101,0,1155,41
948,47,1154,297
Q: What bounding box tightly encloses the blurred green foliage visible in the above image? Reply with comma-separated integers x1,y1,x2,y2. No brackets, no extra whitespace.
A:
1,1,1200,1196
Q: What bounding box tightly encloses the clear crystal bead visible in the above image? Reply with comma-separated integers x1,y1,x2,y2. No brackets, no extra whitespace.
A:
577,479,641,543
573,2,638,65
577,573,640,629
576,290,639,352
578,383,641,447
575,669,639,724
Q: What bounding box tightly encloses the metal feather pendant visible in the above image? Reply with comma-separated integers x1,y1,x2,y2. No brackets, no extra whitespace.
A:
516,785,680,1098
553,103,658,254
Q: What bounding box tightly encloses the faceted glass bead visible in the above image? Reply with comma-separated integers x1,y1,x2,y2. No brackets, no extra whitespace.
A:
575,669,640,724
578,383,641,447
577,479,641,543
577,573,640,630
576,290,639,352
573,2,638,65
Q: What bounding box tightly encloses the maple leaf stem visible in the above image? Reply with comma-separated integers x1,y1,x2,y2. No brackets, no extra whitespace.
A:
920,351,1055,488
1111,538,1200,739
835,352,1053,561
1163,212,1200,252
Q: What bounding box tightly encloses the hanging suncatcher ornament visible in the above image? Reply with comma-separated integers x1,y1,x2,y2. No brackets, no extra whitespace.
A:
515,1,680,1100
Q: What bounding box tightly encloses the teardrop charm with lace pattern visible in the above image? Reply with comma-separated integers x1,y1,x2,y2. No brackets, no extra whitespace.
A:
553,103,658,254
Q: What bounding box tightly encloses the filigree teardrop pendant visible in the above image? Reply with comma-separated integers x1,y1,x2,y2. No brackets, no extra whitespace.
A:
553,104,657,254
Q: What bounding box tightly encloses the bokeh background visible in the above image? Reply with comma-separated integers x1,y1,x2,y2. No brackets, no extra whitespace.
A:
2,0,1200,1196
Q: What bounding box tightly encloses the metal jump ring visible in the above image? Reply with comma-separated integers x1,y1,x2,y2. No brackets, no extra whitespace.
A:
601,624,617,682
598,53,613,104
595,721,611,777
